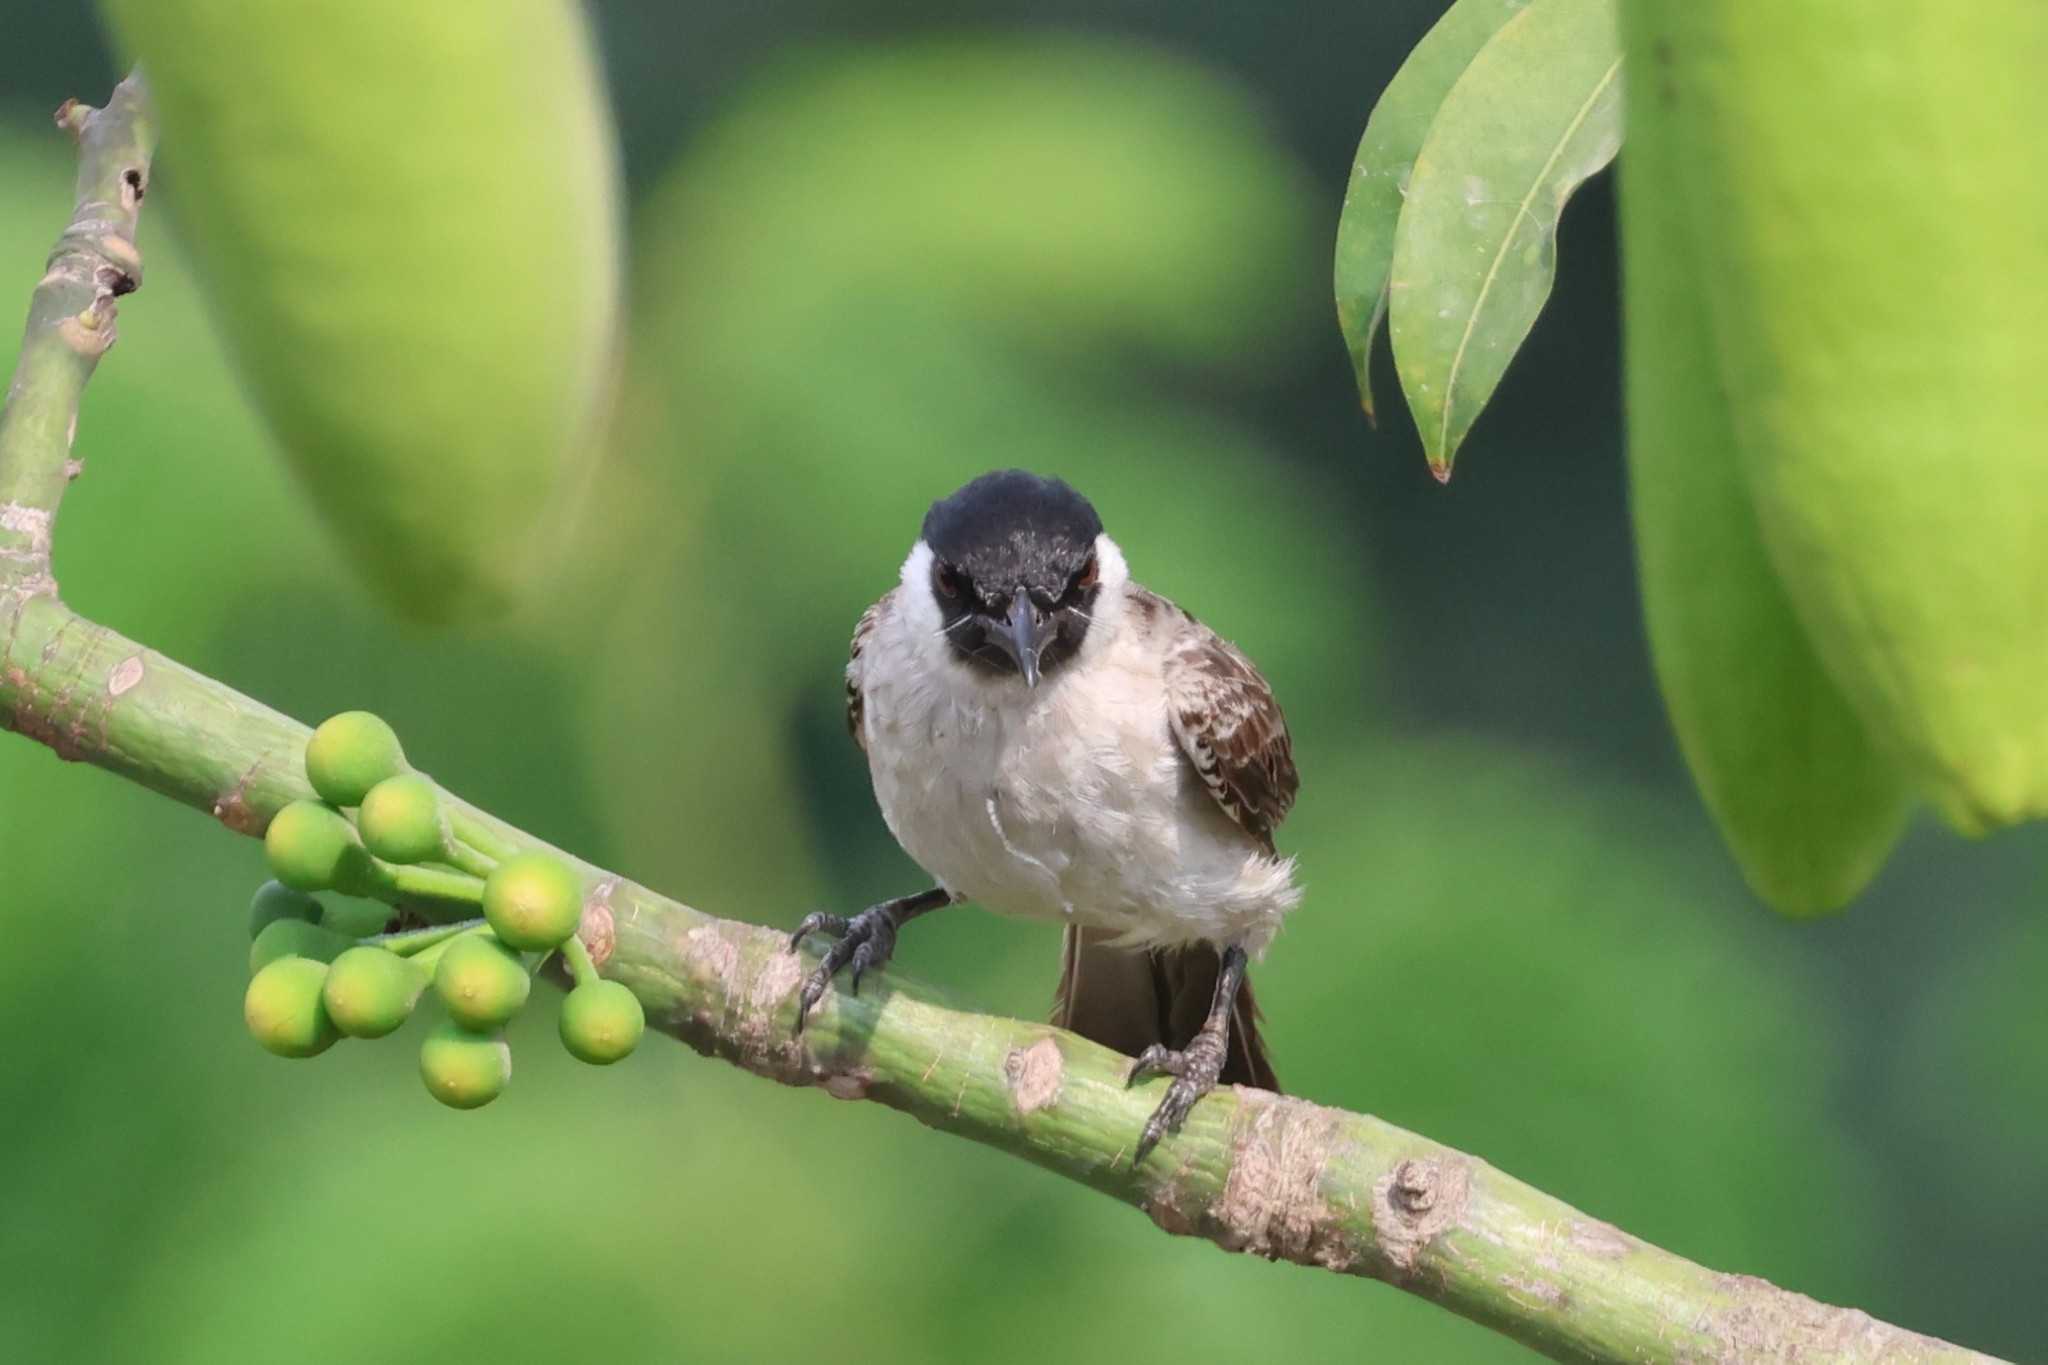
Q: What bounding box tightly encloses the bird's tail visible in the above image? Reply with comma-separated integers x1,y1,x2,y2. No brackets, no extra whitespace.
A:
1052,926,1278,1092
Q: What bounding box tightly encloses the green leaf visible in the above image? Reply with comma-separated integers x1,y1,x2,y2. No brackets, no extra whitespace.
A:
1388,0,1622,480
99,0,622,623
1647,3,2048,834
1333,0,1530,424
1617,2,1909,915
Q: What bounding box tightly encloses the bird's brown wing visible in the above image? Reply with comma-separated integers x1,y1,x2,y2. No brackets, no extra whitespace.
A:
845,590,893,751
1156,596,1299,854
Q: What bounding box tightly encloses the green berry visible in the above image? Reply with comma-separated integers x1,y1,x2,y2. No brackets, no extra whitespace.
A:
265,800,370,892
433,933,530,1029
419,1022,510,1109
304,710,407,807
322,946,426,1038
245,956,340,1058
559,980,644,1065
481,853,582,950
358,773,443,864
247,879,322,939
249,918,353,975
314,897,393,940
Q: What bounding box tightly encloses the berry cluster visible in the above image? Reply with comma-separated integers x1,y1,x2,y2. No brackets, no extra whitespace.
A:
243,711,646,1108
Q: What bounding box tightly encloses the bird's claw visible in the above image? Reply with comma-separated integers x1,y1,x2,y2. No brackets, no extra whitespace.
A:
1127,1027,1228,1164
788,902,901,1033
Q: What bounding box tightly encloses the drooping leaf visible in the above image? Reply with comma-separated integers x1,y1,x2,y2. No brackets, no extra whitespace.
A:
1333,0,1530,423
1617,2,1910,915
99,0,622,623
1645,1,2048,834
1388,0,1622,479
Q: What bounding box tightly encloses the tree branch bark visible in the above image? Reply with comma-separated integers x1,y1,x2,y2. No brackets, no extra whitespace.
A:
0,75,2005,1365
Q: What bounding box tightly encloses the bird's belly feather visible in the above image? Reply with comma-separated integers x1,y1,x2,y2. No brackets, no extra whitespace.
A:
862,663,1295,952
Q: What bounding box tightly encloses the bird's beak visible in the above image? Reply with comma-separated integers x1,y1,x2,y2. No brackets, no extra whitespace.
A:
998,594,1051,688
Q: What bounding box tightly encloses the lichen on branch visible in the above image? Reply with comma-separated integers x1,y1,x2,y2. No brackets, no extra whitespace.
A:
0,74,2005,1365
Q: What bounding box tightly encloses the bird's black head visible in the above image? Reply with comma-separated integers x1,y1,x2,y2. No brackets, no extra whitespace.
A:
921,470,1105,686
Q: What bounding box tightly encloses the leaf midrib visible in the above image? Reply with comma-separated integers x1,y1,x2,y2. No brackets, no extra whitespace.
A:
1435,54,1623,465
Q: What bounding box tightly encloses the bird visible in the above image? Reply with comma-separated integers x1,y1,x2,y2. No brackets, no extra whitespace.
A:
789,468,1301,1161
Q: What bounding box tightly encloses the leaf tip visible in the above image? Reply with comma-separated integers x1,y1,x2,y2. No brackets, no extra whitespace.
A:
1427,457,1453,485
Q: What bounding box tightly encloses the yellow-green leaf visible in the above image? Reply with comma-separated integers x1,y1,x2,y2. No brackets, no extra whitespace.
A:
99,0,621,622
1618,2,1910,914
1334,0,1530,423
1651,1,2048,832
1389,0,1621,479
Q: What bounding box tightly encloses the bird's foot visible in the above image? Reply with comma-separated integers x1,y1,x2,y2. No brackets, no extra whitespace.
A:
1126,1024,1230,1164
787,898,908,1033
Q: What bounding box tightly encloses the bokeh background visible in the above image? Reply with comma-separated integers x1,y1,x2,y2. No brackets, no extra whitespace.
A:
2,4,2042,1362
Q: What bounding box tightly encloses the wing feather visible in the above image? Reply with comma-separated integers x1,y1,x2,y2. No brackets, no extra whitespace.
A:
1149,590,1299,852
845,590,893,751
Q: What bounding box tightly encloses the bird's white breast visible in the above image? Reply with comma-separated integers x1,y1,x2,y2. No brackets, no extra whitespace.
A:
856,539,1297,954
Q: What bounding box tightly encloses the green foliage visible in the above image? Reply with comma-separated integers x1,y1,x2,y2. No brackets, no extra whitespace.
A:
1615,11,1911,914
97,0,622,623
1632,2,2048,836
1333,0,1526,424
1339,0,1621,477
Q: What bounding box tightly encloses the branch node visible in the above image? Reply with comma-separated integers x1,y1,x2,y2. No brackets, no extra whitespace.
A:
578,877,618,970
1002,1035,1063,1115
53,98,89,138
1373,1153,1471,1278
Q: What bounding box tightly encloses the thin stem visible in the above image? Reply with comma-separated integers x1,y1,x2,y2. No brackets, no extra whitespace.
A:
560,933,599,989
448,809,517,863
364,917,487,957
365,861,484,906
438,834,497,880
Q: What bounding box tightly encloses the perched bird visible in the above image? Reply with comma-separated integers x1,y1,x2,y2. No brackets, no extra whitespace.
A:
791,469,1301,1159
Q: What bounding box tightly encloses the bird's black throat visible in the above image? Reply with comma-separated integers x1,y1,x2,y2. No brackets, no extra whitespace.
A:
922,469,1103,682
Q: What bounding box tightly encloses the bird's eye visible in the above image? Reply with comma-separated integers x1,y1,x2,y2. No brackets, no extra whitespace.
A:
934,563,961,598
1067,555,1099,599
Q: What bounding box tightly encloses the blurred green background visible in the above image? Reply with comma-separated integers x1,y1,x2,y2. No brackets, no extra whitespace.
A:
1,4,2042,1362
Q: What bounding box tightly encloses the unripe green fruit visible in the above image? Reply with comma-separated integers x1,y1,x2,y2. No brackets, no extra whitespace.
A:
247,879,322,939
419,1022,510,1109
358,773,443,865
304,711,407,807
249,918,353,975
265,800,370,893
245,956,340,1058
482,853,582,951
434,934,530,1030
559,980,644,1065
322,946,427,1039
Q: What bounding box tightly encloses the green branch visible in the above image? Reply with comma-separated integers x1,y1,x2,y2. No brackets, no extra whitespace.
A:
0,75,2005,1365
